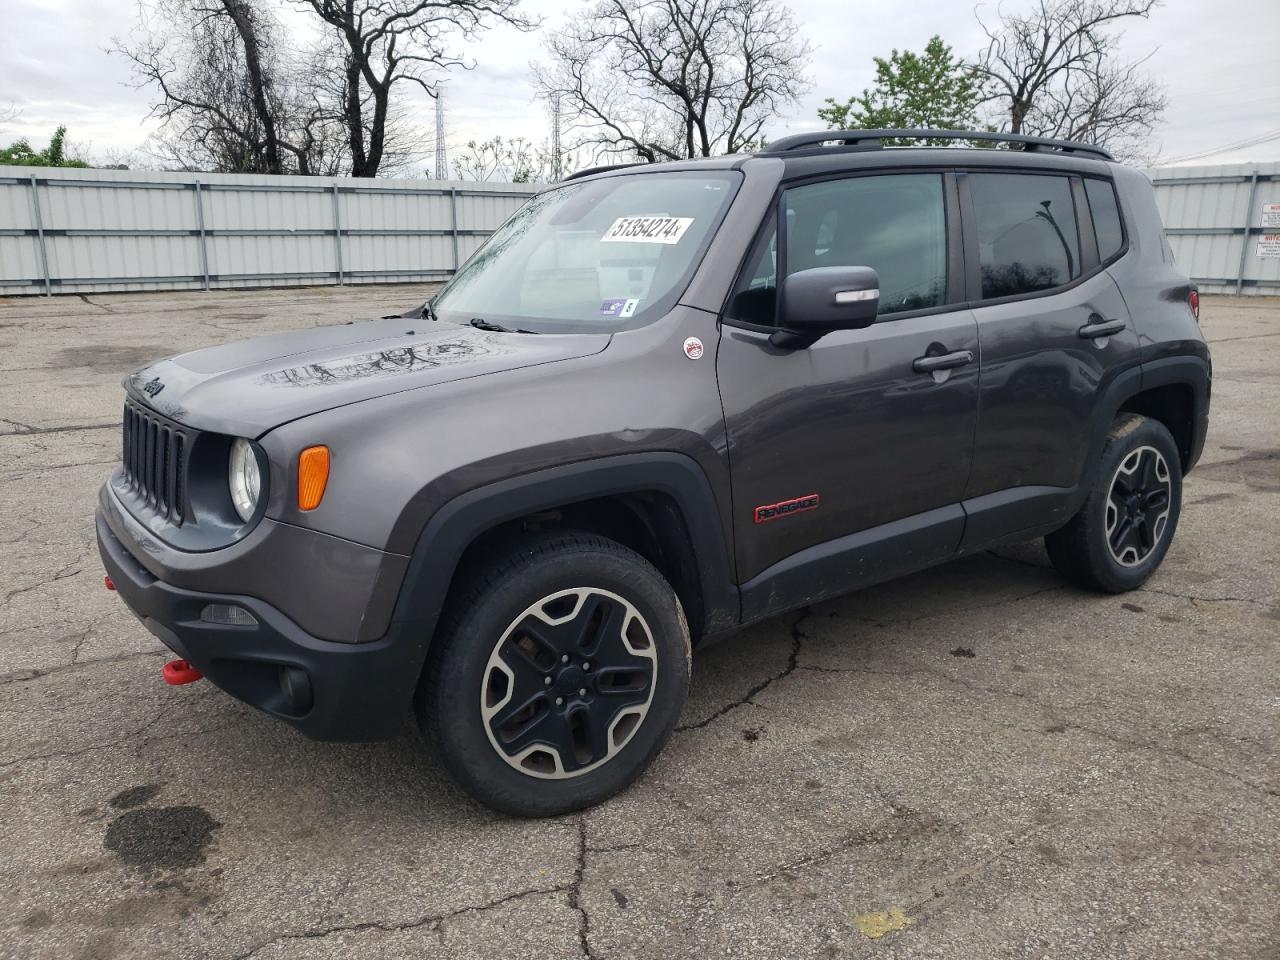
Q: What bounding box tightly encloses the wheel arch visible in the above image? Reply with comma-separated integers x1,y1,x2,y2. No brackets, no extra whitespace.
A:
1088,356,1210,492
388,452,740,658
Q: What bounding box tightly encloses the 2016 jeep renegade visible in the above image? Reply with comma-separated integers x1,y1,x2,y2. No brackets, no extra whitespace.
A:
96,130,1210,816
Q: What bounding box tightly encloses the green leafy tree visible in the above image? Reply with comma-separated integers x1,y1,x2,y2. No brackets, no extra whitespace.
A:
0,126,91,167
817,36,982,144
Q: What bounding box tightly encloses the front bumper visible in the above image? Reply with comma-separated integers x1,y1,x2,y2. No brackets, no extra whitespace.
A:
97,511,427,741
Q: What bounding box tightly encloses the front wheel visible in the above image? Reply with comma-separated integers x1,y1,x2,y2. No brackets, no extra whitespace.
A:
1046,413,1183,593
419,532,691,817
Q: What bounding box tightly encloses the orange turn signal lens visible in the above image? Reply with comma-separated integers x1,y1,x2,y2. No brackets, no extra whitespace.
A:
297,445,330,511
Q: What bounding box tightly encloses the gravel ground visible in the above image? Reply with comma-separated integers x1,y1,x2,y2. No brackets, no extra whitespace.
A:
0,286,1276,960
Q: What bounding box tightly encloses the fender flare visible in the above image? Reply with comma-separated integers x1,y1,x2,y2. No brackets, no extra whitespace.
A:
1083,355,1211,497
387,451,741,651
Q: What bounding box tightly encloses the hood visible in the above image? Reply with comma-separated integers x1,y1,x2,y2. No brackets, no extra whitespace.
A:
124,316,610,437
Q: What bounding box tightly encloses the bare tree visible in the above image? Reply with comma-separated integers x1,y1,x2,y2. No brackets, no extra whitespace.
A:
118,0,352,173
292,0,535,177
534,0,811,162
300,32,432,177
971,0,1167,160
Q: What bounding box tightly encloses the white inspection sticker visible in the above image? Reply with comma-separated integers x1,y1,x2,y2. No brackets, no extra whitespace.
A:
602,215,695,245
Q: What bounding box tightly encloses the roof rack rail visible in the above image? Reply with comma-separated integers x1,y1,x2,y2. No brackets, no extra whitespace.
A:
563,162,645,182
758,129,1114,162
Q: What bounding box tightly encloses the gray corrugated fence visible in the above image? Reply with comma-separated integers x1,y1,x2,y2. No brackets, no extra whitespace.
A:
1147,161,1280,296
0,166,538,296
5,161,1278,298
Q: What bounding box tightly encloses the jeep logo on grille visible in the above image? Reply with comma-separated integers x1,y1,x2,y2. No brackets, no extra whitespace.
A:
142,377,165,398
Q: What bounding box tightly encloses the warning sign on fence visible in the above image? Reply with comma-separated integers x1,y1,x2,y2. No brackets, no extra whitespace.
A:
1261,203,1280,229
1257,234,1280,259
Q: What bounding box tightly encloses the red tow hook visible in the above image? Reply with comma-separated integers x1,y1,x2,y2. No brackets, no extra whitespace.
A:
163,659,204,685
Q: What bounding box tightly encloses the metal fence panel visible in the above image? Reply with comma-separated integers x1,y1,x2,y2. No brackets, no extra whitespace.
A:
6,162,1279,298
1148,161,1280,295
0,166,537,296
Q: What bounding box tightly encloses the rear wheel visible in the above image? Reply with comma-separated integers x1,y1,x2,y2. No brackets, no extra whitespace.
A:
419,532,690,817
1046,413,1182,593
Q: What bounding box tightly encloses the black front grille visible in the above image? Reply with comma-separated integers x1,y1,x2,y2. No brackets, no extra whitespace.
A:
122,400,190,526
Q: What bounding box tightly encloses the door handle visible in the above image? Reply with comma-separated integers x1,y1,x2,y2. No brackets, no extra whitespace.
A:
1078,317,1126,339
912,349,974,374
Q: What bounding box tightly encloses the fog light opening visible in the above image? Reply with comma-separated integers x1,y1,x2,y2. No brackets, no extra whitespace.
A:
200,603,258,626
279,665,314,712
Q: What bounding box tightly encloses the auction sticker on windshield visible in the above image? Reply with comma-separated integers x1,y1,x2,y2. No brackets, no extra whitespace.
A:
602,216,694,245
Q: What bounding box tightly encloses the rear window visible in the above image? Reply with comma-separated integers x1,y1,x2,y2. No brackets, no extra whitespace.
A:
969,173,1081,299
1085,178,1125,261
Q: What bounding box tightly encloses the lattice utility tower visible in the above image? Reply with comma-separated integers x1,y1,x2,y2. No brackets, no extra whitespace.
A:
435,83,448,180
550,95,563,182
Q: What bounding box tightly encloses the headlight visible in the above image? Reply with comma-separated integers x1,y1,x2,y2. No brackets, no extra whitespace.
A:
228,438,262,522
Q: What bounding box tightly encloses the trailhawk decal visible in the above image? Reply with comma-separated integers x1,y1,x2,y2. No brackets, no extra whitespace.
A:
754,494,820,524
602,216,695,245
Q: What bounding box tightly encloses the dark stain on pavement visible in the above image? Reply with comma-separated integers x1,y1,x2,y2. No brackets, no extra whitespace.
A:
55,344,165,373
1122,602,1144,613
950,646,976,658
110,784,162,810
1190,492,1236,505
611,888,629,909
1193,448,1280,492
21,908,53,931
742,727,762,742
1034,842,1068,865
104,806,220,870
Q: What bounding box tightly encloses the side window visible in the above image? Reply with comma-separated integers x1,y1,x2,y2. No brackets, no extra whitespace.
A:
727,215,779,326
1085,178,1125,261
785,174,947,316
969,173,1081,299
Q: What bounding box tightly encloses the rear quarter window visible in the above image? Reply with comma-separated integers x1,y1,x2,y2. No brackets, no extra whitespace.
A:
969,172,1081,299
1085,178,1126,262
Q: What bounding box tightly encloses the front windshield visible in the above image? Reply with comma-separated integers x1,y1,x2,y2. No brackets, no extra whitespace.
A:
433,170,742,334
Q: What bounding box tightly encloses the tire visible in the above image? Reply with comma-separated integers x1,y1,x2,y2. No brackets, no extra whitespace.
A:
418,531,691,817
1046,413,1183,593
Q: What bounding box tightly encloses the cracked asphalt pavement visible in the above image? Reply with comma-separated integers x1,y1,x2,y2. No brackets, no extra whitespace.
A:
1,286,1277,959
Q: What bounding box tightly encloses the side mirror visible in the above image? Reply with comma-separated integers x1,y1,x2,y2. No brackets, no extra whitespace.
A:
771,266,880,349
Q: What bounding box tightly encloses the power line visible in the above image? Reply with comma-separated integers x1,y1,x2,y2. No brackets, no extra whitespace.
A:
1162,128,1280,165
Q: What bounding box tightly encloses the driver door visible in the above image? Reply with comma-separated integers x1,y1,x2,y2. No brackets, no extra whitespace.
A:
716,171,980,615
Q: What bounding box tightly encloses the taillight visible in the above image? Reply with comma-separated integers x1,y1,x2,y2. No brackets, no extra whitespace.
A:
1189,289,1200,322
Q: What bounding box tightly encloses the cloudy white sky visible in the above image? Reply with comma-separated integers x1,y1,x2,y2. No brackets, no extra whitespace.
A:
1,0,1277,171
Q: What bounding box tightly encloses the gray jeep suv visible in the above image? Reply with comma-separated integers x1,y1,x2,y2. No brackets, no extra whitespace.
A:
96,130,1210,816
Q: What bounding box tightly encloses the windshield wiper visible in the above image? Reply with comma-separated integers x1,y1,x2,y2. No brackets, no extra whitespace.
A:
470,317,539,334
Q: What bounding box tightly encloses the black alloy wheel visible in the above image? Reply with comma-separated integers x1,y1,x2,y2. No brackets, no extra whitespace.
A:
481,587,657,778
420,532,690,817
1104,444,1173,567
